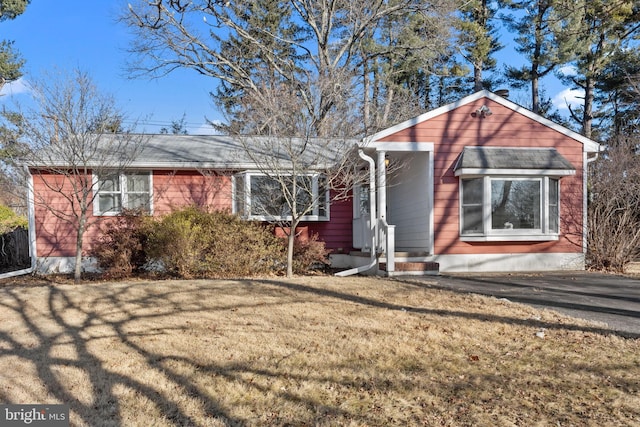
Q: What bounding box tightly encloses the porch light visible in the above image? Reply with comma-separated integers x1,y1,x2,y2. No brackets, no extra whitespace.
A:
472,105,492,118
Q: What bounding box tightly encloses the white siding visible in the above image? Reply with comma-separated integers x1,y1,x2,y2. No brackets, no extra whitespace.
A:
387,152,431,251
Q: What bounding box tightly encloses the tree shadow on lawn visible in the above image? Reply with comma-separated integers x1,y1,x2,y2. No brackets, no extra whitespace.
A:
0,277,637,426
256,278,640,339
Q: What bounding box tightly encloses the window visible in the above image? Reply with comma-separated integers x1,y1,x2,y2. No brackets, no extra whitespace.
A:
94,171,152,215
234,172,329,221
459,176,560,241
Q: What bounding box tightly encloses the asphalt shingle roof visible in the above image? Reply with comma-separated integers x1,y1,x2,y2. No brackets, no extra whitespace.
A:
454,147,575,172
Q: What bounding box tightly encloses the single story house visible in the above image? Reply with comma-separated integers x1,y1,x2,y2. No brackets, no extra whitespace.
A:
25,90,601,275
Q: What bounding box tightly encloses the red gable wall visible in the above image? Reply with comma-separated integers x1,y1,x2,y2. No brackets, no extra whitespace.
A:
377,97,585,257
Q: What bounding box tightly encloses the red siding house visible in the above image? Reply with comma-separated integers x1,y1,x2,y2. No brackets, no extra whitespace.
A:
26,91,601,275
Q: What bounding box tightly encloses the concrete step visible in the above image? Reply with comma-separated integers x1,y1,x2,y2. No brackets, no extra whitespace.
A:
378,261,440,275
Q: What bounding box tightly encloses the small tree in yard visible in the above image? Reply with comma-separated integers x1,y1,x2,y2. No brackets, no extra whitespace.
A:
230,76,362,277
587,138,640,271
18,69,146,282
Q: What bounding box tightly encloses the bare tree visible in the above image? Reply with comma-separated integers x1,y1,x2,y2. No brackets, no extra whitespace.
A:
19,69,147,282
587,139,640,272
123,0,456,136
230,76,362,277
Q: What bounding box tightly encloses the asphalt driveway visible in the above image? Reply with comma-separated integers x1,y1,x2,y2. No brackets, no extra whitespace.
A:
406,271,640,338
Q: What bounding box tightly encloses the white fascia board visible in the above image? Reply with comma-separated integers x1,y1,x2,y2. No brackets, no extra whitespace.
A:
364,90,602,153
359,141,435,152
480,92,602,153
364,92,490,143
455,168,576,177
126,162,258,170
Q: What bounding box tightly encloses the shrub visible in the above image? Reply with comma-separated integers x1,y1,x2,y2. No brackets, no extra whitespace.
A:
0,205,27,234
144,207,284,278
92,210,148,279
588,142,640,272
291,232,330,274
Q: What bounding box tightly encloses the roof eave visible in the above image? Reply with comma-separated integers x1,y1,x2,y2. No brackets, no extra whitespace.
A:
365,90,603,153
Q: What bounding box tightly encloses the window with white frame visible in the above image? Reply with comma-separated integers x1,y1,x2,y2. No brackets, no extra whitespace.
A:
234,172,329,221
94,171,152,215
460,176,560,241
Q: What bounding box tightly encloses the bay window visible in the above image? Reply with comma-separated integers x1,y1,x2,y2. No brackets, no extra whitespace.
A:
455,146,575,242
460,176,559,240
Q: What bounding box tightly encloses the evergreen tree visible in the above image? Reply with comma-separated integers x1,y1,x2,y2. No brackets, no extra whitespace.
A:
455,0,504,92
502,0,565,115
0,1,30,89
596,49,640,140
555,0,639,139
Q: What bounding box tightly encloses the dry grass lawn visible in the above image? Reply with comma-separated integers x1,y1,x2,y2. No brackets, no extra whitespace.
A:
0,274,638,426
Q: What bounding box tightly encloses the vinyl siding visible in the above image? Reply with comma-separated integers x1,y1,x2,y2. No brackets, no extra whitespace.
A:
377,98,585,257
32,169,354,257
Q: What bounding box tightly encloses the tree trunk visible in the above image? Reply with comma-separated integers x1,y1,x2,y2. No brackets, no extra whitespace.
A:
363,63,370,134
583,76,595,139
474,62,483,92
531,72,540,114
287,228,295,278
286,219,301,278
74,213,86,283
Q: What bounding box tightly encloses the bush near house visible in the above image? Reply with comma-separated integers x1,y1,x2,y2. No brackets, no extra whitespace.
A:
94,207,333,278
291,232,330,273
145,207,284,278
93,210,148,279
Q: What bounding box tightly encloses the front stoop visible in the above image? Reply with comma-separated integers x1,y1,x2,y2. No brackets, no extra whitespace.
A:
379,261,440,276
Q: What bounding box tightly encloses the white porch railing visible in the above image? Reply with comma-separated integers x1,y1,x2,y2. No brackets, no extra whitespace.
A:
379,219,395,274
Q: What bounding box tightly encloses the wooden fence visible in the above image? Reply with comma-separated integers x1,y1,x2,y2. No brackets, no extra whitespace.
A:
0,228,30,273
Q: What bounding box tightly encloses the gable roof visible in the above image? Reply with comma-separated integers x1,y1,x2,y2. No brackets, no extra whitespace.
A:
28,134,358,170
364,90,602,153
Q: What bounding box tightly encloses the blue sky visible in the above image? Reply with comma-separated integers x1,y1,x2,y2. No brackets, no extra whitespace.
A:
0,1,220,134
0,2,580,135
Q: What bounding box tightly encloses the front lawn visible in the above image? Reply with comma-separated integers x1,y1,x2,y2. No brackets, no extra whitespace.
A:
0,276,638,426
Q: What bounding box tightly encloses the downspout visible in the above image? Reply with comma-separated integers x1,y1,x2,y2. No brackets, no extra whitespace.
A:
335,149,377,277
0,166,37,279
583,148,601,262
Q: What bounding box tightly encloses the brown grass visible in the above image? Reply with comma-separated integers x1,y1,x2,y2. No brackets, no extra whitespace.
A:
0,275,638,426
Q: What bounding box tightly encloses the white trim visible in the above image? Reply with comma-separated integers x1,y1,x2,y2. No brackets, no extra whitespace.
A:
428,151,435,255
460,234,559,242
27,169,36,272
455,168,575,177
92,171,154,216
582,152,589,254
364,90,602,153
233,171,330,222
459,176,560,240
362,141,435,152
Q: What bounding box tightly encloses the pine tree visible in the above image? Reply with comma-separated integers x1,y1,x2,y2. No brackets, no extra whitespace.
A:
502,0,565,114
0,1,30,89
455,0,504,92
555,0,639,139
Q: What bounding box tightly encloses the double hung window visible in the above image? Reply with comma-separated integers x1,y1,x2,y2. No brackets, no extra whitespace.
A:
94,171,152,215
